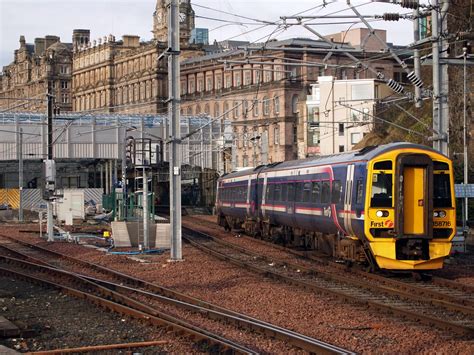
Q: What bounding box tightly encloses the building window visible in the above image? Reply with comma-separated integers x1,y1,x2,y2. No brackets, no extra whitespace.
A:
233,101,240,118
274,96,280,115
255,70,261,84
243,155,248,167
59,65,69,74
189,80,195,94
274,125,280,145
216,75,222,90
196,105,201,114
224,102,229,118
264,68,272,82
292,95,299,114
225,75,232,88
235,72,241,87
293,126,297,143
362,108,370,121
339,145,345,152
198,79,204,92
204,103,210,115
263,97,270,116
289,67,297,81
214,103,220,118
351,132,362,145
61,93,69,104
206,77,213,91
243,100,249,117
181,81,187,95
244,71,251,85
253,99,259,117
339,123,344,136
61,81,68,89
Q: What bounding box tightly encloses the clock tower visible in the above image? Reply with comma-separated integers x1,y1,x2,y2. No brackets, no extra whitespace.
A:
153,0,195,45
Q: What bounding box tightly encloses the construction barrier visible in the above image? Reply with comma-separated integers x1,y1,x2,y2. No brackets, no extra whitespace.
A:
0,189,20,209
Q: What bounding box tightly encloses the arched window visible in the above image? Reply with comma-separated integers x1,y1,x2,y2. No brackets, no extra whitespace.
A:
204,103,210,115
196,104,201,114
187,106,193,116
214,102,220,118
292,94,299,114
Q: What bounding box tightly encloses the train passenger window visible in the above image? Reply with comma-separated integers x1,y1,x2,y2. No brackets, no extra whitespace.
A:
331,180,342,204
321,181,330,204
287,183,295,201
373,160,392,170
274,185,281,201
295,183,304,202
303,182,312,203
281,184,288,201
434,174,452,207
312,182,321,203
356,180,364,204
370,173,392,207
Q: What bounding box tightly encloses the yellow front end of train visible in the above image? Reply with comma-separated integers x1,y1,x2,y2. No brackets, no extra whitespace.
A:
363,148,456,270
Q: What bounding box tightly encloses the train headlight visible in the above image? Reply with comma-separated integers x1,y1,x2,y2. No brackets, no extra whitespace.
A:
438,210,446,218
376,210,389,217
433,211,439,218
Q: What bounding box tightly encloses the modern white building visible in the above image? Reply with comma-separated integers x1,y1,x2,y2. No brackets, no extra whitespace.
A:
305,76,391,155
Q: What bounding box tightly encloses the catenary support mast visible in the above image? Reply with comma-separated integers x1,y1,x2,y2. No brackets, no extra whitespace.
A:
168,0,182,260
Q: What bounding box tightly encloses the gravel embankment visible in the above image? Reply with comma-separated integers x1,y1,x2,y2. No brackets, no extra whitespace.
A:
2,222,473,353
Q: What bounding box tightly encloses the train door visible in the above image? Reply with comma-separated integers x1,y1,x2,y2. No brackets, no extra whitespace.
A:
246,177,252,217
396,154,433,238
404,167,425,234
288,182,296,227
343,164,355,236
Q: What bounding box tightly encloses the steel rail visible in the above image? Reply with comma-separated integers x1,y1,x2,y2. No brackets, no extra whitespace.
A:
0,255,256,354
0,234,353,354
183,216,474,311
182,229,474,338
182,226,474,316
82,275,352,355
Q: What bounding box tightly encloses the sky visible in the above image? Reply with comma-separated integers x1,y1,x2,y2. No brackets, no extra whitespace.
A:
0,0,419,68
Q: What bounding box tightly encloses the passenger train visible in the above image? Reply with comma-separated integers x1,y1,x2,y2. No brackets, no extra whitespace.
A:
215,143,456,271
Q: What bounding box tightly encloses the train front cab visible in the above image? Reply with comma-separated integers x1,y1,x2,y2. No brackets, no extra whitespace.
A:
364,149,456,270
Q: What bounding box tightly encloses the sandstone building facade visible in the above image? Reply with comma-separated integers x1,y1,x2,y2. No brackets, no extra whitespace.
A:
0,0,409,169
0,35,73,113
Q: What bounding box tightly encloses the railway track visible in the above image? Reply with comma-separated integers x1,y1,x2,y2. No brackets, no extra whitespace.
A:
0,255,253,354
181,226,474,338
183,215,474,308
0,234,352,354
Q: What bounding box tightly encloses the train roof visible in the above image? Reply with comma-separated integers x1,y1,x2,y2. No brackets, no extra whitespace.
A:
220,142,444,180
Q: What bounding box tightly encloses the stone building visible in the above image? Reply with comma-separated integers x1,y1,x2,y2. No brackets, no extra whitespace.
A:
0,0,410,170
179,36,408,168
0,35,73,113
72,0,200,115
